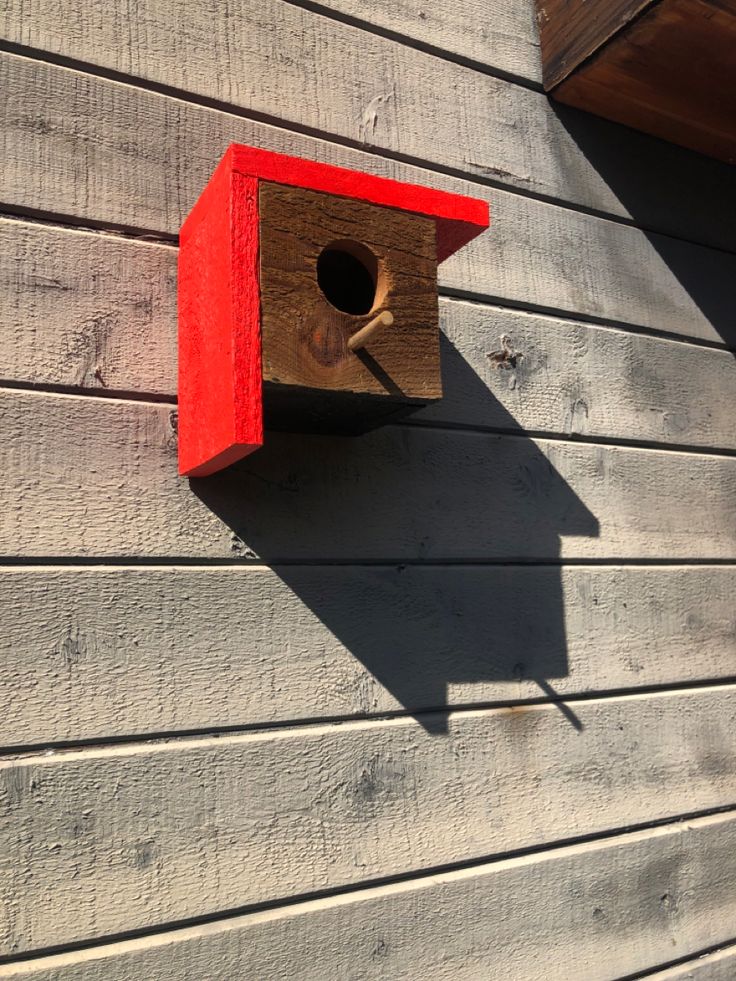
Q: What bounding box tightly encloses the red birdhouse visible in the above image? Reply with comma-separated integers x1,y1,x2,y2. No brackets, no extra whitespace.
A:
178,144,489,477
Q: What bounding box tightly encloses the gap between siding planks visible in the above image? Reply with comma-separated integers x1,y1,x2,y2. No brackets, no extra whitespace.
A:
642,942,736,980
1,686,736,955
1,217,735,447
0,2,735,252
1,388,735,561
0,811,735,979
0,565,734,748
0,52,735,349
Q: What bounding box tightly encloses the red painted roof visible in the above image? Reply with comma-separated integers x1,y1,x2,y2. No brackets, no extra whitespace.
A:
183,144,490,263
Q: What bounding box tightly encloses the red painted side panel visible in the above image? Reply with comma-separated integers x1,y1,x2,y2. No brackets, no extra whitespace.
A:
231,172,264,456
178,164,262,477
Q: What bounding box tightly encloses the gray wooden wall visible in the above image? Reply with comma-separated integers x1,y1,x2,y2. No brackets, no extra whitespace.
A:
0,0,735,977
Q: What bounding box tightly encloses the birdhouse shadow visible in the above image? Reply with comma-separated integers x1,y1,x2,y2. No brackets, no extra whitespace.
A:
192,332,599,734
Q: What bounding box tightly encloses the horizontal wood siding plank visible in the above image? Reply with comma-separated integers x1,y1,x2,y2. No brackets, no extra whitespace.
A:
430,301,736,446
1,687,735,954
1,390,735,560
3,218,736,448
0,221,177,397
1,2,735,250
2,812,736,978
2,565,734,747
2,56,734,347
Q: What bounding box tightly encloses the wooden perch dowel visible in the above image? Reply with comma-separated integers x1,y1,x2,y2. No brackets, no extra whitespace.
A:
348,310,394,351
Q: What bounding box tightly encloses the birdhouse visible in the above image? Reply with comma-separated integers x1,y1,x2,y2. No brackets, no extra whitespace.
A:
178,144,489,476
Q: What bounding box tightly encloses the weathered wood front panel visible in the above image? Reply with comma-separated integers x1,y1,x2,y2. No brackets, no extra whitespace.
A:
0,0,734,977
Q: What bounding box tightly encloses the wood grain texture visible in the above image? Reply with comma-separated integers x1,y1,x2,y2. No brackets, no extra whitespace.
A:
1,810,735,978
2,56,735,347
1,686,736,954
2,0,735,250
537,0,652,89
259,182,440,396
2,389,736,560
554,0,736,164
3,218,736,449
0,221,177,395
2,565,734,747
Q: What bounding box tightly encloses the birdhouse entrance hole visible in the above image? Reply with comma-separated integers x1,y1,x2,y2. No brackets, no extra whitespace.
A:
317,240,380,315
